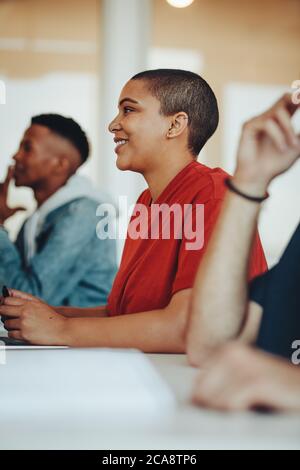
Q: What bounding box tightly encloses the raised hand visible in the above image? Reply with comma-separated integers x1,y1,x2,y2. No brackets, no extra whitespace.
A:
234,94,300,195
0,166,26,224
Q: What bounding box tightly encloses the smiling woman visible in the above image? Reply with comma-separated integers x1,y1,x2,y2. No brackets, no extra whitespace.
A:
0,69,267,351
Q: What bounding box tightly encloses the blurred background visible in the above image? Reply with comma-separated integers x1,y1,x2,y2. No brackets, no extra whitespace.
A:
0,0,299,265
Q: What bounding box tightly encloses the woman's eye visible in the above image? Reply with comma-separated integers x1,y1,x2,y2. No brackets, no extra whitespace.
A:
124,107,134,114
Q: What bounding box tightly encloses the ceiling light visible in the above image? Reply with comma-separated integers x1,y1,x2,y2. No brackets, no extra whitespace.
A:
166,0,195,8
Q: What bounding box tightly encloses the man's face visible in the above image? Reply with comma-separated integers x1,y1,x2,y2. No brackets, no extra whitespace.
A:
13,125,63,188
109,79,171,173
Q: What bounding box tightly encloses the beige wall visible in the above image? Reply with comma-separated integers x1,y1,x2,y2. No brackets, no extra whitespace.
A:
1,0,299,166
153,0,300,166
0,0,299,258
0,0,101,77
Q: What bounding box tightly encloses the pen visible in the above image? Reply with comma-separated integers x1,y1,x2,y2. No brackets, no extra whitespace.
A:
2,286,10,298
1,286,9,324
1,286,25,346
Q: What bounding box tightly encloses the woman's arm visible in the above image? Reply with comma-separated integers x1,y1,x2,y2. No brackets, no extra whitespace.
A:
0,288,191,352
55,305,108,318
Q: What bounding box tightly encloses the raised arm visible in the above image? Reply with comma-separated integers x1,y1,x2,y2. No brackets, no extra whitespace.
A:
187,94,300,366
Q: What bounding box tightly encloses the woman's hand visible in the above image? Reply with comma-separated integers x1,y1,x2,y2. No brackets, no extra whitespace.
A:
0,289,68,345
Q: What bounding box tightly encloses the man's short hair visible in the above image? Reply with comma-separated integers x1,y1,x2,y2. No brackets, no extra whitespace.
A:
31,114,90,164
131,69,219,157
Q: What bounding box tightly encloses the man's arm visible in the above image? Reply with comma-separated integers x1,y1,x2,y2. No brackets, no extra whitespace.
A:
187,93,300,366
0,199,116,305
187,190,263,366
0,288,191,352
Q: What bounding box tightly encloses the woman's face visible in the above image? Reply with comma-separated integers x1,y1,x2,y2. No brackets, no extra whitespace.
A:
109,79,171,174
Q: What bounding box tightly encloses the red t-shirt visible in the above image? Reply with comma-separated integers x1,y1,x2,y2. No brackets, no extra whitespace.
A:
107,161,267,316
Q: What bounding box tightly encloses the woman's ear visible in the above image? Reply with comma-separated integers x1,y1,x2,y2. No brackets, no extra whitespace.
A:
167,112,189,138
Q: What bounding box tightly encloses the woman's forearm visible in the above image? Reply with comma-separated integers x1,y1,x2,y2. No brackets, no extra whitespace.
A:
55,305,107,318
60,306,186,352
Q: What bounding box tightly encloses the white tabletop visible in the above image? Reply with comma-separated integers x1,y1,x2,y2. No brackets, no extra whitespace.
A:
0,349,299,450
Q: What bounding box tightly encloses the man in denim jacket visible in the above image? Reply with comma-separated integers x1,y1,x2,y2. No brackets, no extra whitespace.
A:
0,114,117,308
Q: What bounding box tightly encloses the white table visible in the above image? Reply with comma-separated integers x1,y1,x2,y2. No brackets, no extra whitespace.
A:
0,350,299,450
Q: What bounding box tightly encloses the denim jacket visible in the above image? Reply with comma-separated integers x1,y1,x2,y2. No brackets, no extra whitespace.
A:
0,197,117,307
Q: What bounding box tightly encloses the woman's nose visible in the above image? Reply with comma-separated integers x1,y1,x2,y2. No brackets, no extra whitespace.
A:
108,115,121,133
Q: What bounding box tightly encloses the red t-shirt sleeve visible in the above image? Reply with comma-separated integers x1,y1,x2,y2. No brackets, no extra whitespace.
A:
172,197,224,294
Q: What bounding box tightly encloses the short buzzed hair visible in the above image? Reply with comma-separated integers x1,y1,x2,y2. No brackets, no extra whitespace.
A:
131,69,219,157
31,114,90,164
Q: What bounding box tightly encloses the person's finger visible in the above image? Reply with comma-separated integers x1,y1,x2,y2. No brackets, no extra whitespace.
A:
193,370,249,411
215,380,266,412
205,378,254,411
193,381,229,409
192,366,228,407
8,206,27,217
3,297,25,306
2,166,14,195
4,318,21,331
263,119,288,152
8,330,24,341
276,93,300,117
0,304,22,317
273,106,299,147
9,289,37,302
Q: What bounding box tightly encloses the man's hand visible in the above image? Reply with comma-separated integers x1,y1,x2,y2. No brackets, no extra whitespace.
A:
234,94,300,195
0,289,68,345
0,166,26,224
192,342,300,412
